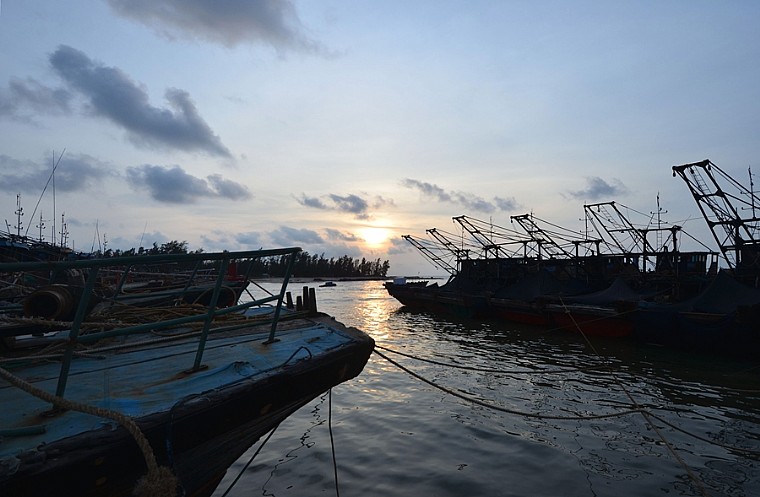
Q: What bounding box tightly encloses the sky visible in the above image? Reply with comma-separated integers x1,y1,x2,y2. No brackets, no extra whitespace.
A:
1,1,759,276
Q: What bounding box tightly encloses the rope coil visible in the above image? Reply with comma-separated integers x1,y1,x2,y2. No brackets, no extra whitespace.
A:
0,365,178,497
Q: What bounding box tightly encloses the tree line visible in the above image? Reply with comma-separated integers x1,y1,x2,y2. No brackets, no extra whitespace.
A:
99,241,391,278
249,252,390,278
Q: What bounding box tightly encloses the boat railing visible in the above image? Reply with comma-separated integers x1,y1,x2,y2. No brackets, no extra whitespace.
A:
0,247,302,401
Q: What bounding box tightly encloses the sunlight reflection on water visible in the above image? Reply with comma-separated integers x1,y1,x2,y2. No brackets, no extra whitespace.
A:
216,280,760,497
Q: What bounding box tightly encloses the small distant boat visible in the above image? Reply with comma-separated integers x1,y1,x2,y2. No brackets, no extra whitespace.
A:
0,248,374,497
319,281,337,287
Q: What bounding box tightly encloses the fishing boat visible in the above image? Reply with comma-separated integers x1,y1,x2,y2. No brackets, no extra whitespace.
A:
0,248,374,497
634,271,760,356
387,160,760,356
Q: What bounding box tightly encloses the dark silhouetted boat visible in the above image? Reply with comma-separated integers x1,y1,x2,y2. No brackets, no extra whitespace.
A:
387,161,760,353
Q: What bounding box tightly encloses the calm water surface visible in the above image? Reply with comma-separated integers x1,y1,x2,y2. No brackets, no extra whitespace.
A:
213,281,760,497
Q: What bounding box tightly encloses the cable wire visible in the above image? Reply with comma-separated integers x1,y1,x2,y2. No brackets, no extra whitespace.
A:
329,388,341,497
219,423,281,497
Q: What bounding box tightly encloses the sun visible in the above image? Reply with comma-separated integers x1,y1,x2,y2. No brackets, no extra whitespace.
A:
360,227,391,247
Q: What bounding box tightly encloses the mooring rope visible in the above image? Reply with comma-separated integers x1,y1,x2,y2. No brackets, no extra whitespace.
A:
375,343,607,375
328,388,341,497
373,349,642,421
555,295,711,497
215,388,342,497
0,365,178,497
374,341,760,456
218,423,281,497
376,342,760,395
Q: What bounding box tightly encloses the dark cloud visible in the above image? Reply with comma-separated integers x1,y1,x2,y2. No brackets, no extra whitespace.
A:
451,192,495,213
568,177,628,200
106,0,324,53
0,77,72,123
402,178,516,213
125,164,251,203
325,228,359,242
206,174,251,200
296,194,328,209
328,194,369,218
297,192,380,220
371,195,395,208
0,153,116,194
494,196,519,211
49,45,231,157
234,231,263,246
402,178,451,202
269,226,324,246
199,230,263,251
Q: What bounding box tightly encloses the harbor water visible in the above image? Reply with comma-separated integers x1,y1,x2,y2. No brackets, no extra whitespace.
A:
213,280,760,497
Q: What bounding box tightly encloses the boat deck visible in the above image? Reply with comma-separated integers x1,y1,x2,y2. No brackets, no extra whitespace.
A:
0,248,374,496
0,313,368,459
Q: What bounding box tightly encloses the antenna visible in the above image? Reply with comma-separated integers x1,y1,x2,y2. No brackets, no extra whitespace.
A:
52,154,56,245
139,220,148,249
26,149,65,237
59,212,69,248
92,220,102,253
14,193,24,237
750,166,756,220
650,193,667,251
37,213,46,242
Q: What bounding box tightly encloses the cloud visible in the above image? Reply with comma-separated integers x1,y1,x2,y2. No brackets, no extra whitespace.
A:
0,153,116,194
234,231,263,246
371,195,396,209
207,174,251,200
494,196,519,211
269,226,324,246
402,179,451,202
297,194,328,209
567,177,628,201
48,45,231,157
325,228,359,242
402,178,518,213
387,236,413,255
328,194,369,218
451,192,495,213
193,226,363,255
106,0,325,53
296,192,381,219
108,230,170,251
125,164,251,203
0,77,72,123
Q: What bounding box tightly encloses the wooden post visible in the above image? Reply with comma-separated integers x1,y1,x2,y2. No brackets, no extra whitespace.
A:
296,295,303,311
286,291,293,309
309,287,317,314
302,286,310,311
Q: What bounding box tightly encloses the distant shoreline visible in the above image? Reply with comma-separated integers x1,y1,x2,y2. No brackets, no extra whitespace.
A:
252,275,442,284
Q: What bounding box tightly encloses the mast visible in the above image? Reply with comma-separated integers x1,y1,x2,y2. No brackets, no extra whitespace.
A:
451,215,529,259
672,159,760,270
401,234,458,275
37,213,46,242
509,213,575,259
583,200,666,271
426,228,470,265
14,193,24,237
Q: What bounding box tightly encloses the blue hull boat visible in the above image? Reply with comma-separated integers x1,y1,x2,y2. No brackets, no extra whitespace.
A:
0,248,374,497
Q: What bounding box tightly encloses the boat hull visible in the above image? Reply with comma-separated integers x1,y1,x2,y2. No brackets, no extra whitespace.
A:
384,282,486,319
0,316,374,497
547,304,635,337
